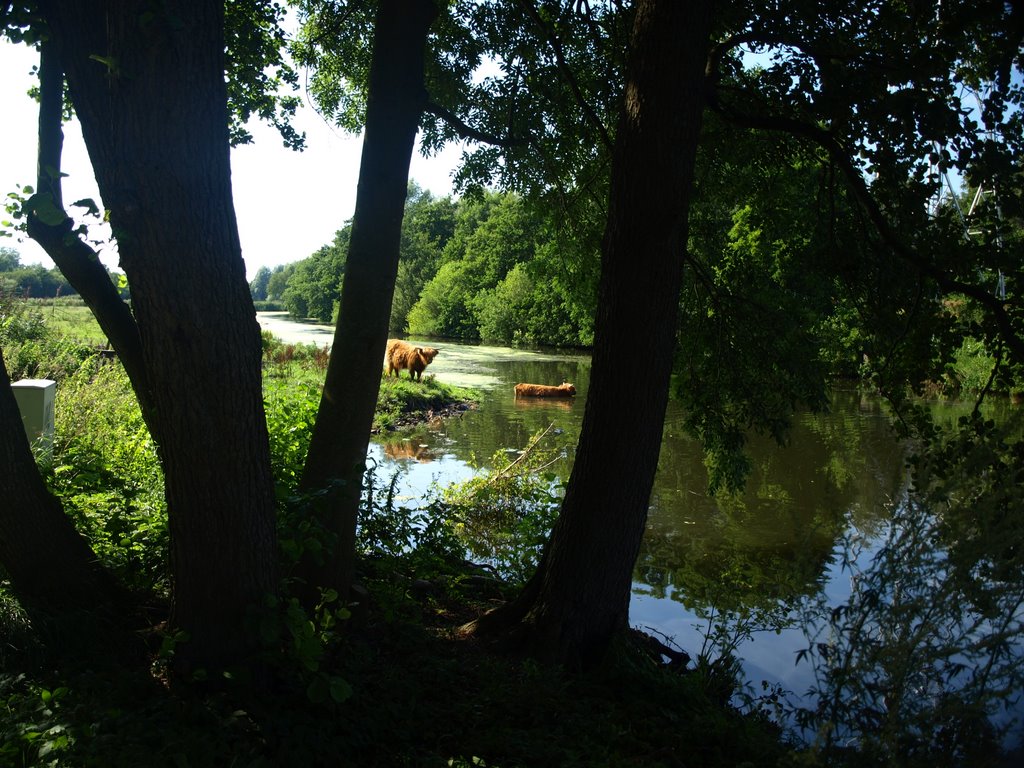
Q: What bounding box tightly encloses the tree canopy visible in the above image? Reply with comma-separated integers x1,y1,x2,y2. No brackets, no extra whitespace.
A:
1,0,1023,762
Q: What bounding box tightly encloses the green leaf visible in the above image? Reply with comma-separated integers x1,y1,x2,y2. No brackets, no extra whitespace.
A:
329,676,353,703
306,676,329,704
27,194,67,227
88,54,119,73
71,198,101,217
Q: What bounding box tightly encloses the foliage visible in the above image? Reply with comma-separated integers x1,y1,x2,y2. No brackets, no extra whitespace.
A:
249,265,272,301
262,183,597,345
265,262,296,301
354,468,470,614
0,260,75,299
45,364,166,594
0,291,98,380
281,227,349,322
0,247,20,270
434,426,565,583
224,0,303,150
399,189,596,345
252,299,284,311
255,588,354,708
260,329,331,371
389,183,458,334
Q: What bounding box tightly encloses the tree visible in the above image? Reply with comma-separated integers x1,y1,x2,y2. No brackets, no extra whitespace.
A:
463,0,1023,668
389,183,456,334
297,0,439,597
266,262,295,301
249,265,272,301
466,0,714,667
281,229,349,321
0,247,20,271
16,0,280,670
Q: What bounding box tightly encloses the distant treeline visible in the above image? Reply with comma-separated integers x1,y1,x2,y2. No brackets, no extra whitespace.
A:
249,184,599,348
0,246,77,298
0,245,130,300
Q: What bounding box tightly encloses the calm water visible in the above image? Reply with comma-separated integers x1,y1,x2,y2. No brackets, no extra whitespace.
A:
257,312,1018,724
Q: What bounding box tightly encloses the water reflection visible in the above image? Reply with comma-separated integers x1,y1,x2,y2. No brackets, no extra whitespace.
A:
260,314,1022,749
363,340,909,636
639,390,907,617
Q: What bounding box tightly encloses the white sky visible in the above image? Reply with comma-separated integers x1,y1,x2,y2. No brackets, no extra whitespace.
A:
0,39,465,281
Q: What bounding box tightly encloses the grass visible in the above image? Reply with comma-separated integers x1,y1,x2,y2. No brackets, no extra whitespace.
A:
375,374,478,432
23,298,109,345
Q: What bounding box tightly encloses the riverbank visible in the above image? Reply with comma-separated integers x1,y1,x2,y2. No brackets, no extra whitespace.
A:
259,328,480,433
1,558,792,767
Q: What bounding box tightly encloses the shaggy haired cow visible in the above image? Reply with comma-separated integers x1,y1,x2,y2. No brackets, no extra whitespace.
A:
385,339,439,381
513,382,576,398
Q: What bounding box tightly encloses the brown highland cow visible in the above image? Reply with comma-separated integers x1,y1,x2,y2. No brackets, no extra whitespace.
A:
513,382,576,398
385,339,439,381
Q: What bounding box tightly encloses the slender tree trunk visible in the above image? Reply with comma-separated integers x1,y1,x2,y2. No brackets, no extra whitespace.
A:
300,0,438,597
0,350,121,615
25,40,157,435
37,0,278,670
466,0,713,668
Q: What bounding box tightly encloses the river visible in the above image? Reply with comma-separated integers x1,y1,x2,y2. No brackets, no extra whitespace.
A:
258,312,1023,745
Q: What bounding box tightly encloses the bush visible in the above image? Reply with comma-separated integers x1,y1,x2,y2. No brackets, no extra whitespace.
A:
1,291,97,380
46,365,166,594
433,426,564,583
253,300,285,311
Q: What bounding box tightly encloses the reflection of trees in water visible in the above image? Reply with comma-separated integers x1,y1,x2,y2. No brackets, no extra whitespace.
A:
636,390,907,615
793,412,1024,762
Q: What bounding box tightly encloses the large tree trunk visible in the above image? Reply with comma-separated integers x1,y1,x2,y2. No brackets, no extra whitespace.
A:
466,0,713,668
37,0,278,670
300,0,437,598
0,351,122,616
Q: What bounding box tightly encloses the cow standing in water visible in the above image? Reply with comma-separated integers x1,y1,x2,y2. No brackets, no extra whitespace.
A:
513,382,576,398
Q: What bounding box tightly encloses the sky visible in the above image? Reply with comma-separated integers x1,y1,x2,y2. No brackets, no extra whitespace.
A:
0,38,466,281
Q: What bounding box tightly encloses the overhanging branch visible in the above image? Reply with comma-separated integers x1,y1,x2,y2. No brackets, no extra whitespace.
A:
517,0,613,153
706,91,1024,363
423,100,529,148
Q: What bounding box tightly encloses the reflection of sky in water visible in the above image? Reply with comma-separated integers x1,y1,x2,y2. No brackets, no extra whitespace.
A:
631,531,885,711
263,314,1023,747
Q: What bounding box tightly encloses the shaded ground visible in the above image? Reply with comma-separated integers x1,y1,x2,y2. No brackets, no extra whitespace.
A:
0,581,790,767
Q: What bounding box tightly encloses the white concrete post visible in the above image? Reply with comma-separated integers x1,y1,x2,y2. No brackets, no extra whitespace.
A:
11,378,57,464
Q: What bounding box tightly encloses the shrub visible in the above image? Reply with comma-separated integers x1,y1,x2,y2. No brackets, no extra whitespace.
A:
46,365,166,593
1,291,97,381
433,426,564,583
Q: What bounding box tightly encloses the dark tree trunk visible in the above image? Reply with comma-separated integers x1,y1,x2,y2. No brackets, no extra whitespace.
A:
300,0,438,597
37,0,278,669
0,351,121,615
25,40,157,435
466,0,713,668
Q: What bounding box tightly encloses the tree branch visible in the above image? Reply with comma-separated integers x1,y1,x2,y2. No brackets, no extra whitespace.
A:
706,89,1024,363
25,40,159,433
423,100,529,148
516,0,613,153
